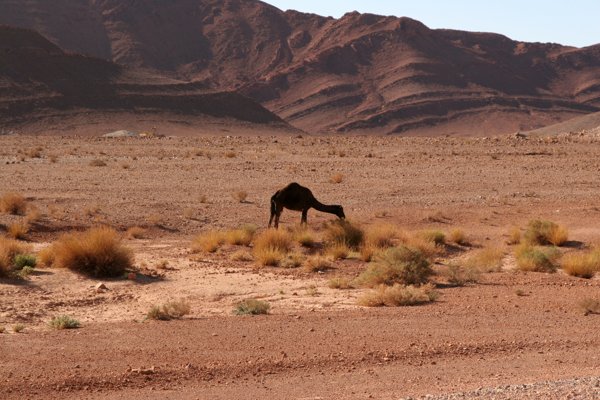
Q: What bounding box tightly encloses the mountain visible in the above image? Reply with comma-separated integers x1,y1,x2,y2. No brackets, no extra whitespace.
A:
1,0,600,135
0,25,287,134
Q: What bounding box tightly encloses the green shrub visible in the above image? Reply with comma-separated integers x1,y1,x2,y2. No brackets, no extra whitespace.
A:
523,220,568,246
515,245,559,272
234,299,270,315
49,315,80,330
355,246,432,287
14,254,36,269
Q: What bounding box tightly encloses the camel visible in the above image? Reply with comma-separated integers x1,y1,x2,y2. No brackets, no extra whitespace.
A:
268,182,345,228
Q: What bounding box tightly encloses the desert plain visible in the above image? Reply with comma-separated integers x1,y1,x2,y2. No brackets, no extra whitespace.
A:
1,129,600,399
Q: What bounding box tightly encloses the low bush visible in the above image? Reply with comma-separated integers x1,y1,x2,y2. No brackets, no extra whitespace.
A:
365,223,398,249
327,243,350,260
507,226,521,245
49,315,80,330
0,237,31,277
304,255,332,272
253,229,292,266
7,222,29,240
328,277,354,289
515,244,559,273
147,299,191,320
126,226,146,239
523,220,568,246
561,250,600,278
323,220,364,250
448,228,468,245
463,247,505,272
48,227,133,277
355,246,432,287
191,231,224,253
419,230,446,245
224,224,257,246
358,283,438,307
234,299,270,315
0,192,27,215
14,254,36,269
444,263,480,286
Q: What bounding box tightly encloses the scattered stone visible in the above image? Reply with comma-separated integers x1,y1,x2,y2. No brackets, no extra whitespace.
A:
94,283,108,293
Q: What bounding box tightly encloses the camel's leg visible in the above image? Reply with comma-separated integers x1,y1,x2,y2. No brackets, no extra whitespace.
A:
268,212,274,228
274,212,280,229
301,209,308,226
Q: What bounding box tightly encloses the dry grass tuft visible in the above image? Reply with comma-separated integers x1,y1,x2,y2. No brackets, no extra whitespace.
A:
444,264,480,286
7,222,29,240
515,244,559,273
0,192,27,215
13,324,25,333
419,230,446,245
233,191,248,203
25,206,41,224
230,250,253,262
224,151,237,158
359,244,377,262
323,220,364,250
126,226,147,239
507,226,521,245
304,255,332,272
281,252,305,268
47,227,133,277
191,231,225,253
523,220,568,246
234,299,270,315
579,298,600,315
561,249,600,278
328,277,354,289
398,233,443,259
253,228,293,266
327,243,350,260
365,223,399,249
224,224,257,246
358,283,438,307
147,299,191,320
254,247,286,267
292,228,316,248
463,247,505,272
0,237,32,277
330,173,344,184
448,228,469,245
37,246,55,268
355,246,432,287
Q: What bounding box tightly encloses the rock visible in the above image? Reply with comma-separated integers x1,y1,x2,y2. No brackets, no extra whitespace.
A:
94,283,108,293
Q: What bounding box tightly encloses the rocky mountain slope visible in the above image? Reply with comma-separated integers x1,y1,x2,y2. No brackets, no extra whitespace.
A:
0,25,286,133
1,0,600,135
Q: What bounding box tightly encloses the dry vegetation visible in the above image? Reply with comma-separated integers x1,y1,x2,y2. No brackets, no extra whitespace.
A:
43,226,133,277
356,246,432,287
358,283,438,307
515,244,559,273
0,237,32,277
147,299,191,320
234,299,270,315
0,192,27,215
561,250,600,278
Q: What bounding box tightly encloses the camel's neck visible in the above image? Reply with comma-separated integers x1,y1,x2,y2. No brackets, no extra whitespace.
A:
312,200,338,214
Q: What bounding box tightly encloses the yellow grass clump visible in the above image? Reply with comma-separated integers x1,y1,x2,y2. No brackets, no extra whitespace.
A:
126,226,147,239
515,244,559,273
0,192,27,215
292,228,316,248
0,237,32,277
47,227,133,277
233,191,248,203
358,283,438,307
365,223,399,249
355,246,432,287
191,230,225,253
561,249,600,279
304,255,332,272
507,226,521,245
397,232,442,259
448,228,469,246
7,222,29,240
253,229,293,267
224,224,257,246
523,220,568,246
419,229,446,245
463,246,505,272
327,243,350,260
328,277,354,289
147,299,191,320
323,220,364,250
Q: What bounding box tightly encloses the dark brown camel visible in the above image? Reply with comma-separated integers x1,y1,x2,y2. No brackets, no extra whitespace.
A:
268,182,345,228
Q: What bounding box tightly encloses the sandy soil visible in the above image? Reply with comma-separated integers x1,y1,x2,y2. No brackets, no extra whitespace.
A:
2,131,600,399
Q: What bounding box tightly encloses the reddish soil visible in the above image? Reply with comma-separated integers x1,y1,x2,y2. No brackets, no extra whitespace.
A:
2,0,600,135
1,132,600,399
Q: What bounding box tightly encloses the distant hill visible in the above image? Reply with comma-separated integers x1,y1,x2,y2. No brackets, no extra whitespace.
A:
0,25,288,134
525,111,600,136
1,0,600,135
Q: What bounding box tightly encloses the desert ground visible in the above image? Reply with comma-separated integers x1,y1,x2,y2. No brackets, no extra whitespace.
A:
2,130,600,399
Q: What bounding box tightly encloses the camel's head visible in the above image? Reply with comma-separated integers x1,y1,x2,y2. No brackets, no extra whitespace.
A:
334,205,345,220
